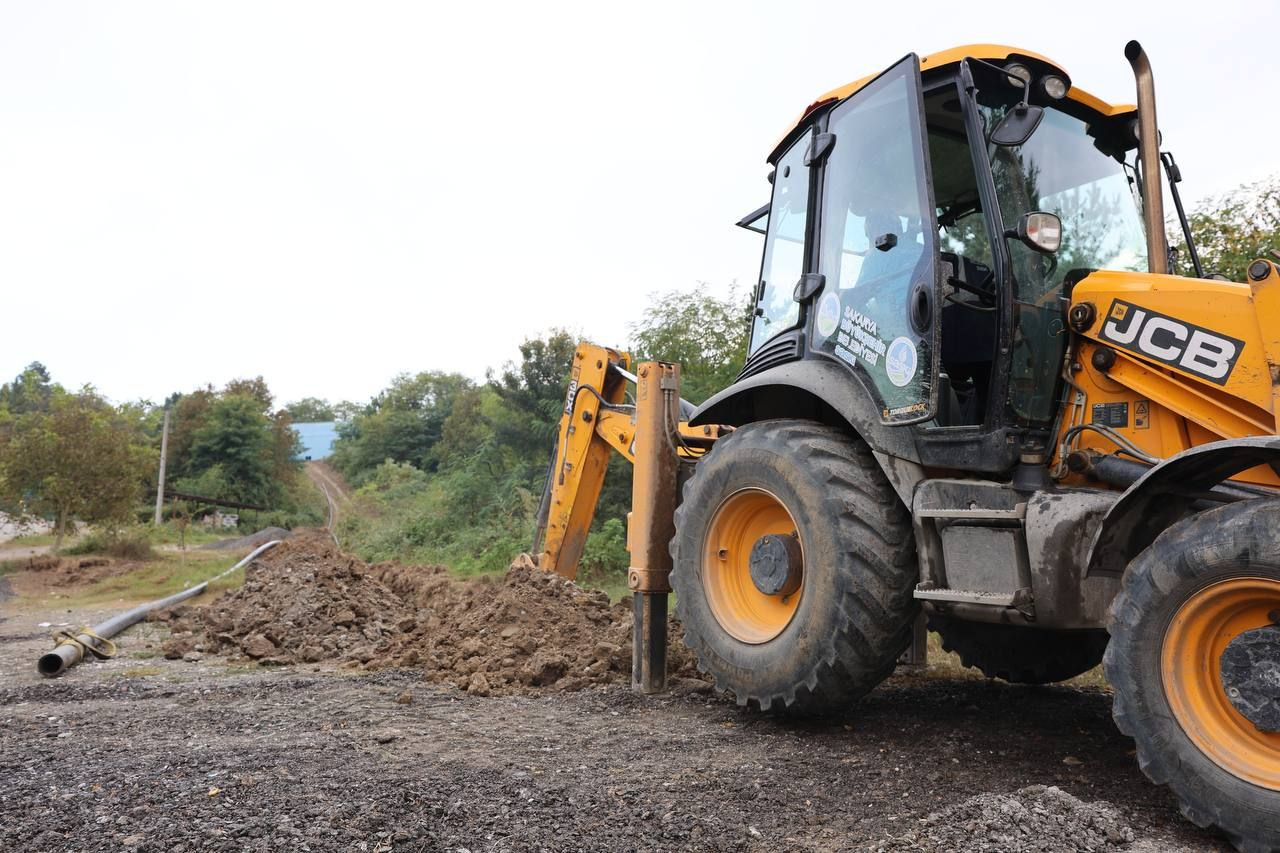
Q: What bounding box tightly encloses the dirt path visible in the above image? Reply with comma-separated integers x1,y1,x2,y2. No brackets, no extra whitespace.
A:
305,461,349,542
0,542,53,561
0,589,1229,851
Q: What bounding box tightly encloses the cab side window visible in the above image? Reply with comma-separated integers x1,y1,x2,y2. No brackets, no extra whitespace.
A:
750,136,809,353
811,61,937,423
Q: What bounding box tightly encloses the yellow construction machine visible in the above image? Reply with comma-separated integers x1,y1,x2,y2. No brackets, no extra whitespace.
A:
532,42,1280,852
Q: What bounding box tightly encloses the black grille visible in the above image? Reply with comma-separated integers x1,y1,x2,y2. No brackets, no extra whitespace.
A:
737,333,800,381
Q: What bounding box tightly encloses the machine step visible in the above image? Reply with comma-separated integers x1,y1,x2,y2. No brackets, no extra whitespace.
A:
913,585,1019,606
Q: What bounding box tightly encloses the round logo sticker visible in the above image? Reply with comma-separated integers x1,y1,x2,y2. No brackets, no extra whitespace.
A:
815,292,840,339
885,336,918,388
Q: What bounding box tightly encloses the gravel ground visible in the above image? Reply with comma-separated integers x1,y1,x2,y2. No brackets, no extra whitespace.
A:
0,573,1232,852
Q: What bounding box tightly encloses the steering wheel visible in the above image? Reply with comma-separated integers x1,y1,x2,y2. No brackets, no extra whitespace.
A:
941,252,998,311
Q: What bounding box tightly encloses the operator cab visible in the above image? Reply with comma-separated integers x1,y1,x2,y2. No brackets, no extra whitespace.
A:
737,47,1147,471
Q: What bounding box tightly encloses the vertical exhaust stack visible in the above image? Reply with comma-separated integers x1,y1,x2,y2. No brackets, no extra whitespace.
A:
1125,40,1168,275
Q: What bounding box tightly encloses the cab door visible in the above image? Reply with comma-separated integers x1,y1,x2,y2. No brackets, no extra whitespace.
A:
807,55,941,424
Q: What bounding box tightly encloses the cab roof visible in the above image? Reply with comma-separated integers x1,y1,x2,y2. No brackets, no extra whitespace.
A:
774,44,1136,160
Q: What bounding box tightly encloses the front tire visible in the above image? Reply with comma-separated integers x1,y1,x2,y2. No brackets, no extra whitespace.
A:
670,420,917,714
1106,499,1280,853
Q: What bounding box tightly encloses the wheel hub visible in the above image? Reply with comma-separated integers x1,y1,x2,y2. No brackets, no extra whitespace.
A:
1221,624,1280,733
1161,576,1280,790
702,488,804,644
748,533,802,596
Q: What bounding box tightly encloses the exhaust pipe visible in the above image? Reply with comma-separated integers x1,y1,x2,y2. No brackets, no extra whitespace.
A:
37,539,282,677
1125,40,1168,275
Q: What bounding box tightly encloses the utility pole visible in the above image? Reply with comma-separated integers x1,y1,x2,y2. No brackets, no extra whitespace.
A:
153,407,171,526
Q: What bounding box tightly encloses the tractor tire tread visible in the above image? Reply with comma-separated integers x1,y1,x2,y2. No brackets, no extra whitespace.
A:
1105,499,1280,853
670,420,916,715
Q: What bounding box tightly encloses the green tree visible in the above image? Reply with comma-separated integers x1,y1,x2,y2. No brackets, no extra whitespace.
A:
223,377,274,413
1181,176,1280,281
430,386,497,471
0,390,150,550
330,372,473,479
331,400,363,422
284,397,336,422
488,330,578,458
185,395,278,506
168,387,217,480
0,362,57,415
629,285,751,404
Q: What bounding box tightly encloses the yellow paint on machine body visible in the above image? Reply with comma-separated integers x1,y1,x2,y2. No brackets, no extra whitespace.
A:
1058,266,1280,488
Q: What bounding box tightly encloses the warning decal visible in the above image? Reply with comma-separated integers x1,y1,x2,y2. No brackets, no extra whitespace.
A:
1134,399,1151,430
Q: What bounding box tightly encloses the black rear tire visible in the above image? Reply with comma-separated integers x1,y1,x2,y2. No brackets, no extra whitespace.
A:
1106,499,1280,853
670,420,917,714
930,616,1108,684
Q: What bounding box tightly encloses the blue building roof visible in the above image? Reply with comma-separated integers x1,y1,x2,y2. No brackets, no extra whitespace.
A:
294,421,338,460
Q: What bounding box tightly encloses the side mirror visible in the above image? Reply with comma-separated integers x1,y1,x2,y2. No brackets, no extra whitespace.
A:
990,104,1045,146
1012,211,1062,254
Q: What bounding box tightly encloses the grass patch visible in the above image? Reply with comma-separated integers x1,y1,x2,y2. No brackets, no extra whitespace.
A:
65,527,156,560
113,666,165,678
8,532,59,547
584,576,633,603
43,550,247,608
148,523,227,547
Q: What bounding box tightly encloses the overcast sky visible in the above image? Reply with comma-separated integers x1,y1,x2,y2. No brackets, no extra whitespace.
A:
2,1,1276,408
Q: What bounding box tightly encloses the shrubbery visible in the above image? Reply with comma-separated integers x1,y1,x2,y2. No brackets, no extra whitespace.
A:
65,525,156,561
334,288,750,591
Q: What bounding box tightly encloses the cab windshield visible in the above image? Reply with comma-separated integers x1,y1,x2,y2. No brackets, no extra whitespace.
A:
981,98,1148,424
985,104,1148,300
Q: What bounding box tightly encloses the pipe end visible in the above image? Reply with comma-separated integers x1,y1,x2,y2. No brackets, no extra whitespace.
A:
37,653,67,678
1124,40,1143,61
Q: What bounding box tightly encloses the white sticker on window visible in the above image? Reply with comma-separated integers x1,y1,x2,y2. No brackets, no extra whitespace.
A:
815,292,840,339
885,336,918,388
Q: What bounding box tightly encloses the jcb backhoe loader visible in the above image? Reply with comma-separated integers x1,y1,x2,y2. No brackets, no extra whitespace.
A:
533,42,1280,852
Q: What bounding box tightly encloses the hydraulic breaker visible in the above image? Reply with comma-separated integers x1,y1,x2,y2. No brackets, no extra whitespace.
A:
627,361,681,693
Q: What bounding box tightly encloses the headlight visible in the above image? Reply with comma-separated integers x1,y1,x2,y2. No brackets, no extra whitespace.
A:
1042,75,1069,100
1003,62,1033,86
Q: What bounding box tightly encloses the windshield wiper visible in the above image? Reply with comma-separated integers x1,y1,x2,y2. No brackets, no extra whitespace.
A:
1161,151,1204,278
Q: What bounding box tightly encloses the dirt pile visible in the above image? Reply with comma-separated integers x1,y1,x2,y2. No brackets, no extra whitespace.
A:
877,785,1137,852
162,536,408,666
21,555,126,587
160,534,702,694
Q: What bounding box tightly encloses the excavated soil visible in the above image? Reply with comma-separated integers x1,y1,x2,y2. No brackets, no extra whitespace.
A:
15,554,130,587
159,534,701,694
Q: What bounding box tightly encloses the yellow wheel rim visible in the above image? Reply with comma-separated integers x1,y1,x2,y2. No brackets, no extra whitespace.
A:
1161,576,1280,790
702,488,803,644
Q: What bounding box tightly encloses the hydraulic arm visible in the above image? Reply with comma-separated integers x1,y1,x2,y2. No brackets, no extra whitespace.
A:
532,342,726,691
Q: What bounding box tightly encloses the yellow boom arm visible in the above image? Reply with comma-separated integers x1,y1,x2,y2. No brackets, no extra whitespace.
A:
532,342,727,691
534,341,723,580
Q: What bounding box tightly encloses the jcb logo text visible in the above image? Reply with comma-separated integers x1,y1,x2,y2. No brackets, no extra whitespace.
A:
1098,300,1243,385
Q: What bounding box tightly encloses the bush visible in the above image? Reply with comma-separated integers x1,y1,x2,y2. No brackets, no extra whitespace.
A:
580,517,629,583
65,525,156,561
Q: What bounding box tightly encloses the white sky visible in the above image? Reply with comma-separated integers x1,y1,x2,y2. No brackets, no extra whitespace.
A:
2,1,1277,407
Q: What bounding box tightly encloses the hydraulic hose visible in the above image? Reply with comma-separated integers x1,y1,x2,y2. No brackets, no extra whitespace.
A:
36,539,282,678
